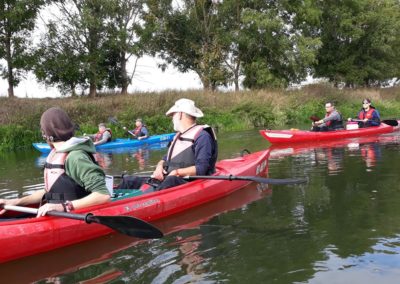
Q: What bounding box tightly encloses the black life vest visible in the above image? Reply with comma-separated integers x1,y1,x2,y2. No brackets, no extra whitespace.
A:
43,149,93,203
165,124,218,175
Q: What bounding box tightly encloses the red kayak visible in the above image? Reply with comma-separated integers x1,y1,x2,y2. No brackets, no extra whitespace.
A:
0,149,271,263
0,183,272,282
260,120,400,144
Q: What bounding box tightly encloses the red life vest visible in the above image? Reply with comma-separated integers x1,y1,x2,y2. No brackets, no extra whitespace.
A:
94,129,112,142
324,111,343,129
43,149,92,203
165,124,217,173
361,145,376,167
358,108,375,120
133,125,147,137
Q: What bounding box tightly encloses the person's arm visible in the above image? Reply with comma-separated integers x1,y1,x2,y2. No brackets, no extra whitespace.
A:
369,110,381,125
0,189,45,214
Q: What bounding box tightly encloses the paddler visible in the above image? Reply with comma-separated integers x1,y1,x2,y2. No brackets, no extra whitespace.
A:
123,118,149,140
347,98,380,127
117,98,218,191
88,122,112,145
311,102,344,132
0,107,111,217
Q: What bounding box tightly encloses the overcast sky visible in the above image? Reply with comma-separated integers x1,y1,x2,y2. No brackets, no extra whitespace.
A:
0,55,204,98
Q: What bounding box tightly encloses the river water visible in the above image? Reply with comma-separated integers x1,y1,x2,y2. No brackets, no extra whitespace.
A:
1,129,400,283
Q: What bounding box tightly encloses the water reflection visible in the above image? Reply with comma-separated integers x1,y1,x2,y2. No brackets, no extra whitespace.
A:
269,135,398,175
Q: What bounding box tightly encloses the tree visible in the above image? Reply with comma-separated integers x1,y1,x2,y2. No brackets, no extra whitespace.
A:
146,0,320,91
239,0,321,89
314,0,400,87
146,0,229,91
0,0,44,98
34,21,85,96
104,0,146,95
36,0,113,97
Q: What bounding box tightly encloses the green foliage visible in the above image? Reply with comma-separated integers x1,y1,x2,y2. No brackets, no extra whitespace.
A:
240,1,321,89
314,0,400,87
0,0,45,97
0,125,41,152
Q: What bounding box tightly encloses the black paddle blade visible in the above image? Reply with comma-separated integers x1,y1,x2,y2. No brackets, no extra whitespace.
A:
87,215,163,239
241,176,308,185
382,119,398,127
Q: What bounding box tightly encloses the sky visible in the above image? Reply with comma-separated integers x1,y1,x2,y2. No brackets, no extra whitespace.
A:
0,56,204,98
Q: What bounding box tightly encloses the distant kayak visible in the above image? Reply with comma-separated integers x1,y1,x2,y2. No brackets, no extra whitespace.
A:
260,120,400,144
32,133,176,154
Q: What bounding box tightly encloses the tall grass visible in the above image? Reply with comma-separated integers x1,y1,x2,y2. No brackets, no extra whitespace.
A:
1,84,400,152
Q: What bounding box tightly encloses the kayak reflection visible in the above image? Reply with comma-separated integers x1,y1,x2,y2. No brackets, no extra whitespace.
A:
269,134,399,175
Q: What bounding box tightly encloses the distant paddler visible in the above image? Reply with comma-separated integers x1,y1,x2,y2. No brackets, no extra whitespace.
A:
123,118,149,140
88,123,112,146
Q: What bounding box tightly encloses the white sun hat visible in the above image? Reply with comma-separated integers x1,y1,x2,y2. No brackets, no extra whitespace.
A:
166,98,204,118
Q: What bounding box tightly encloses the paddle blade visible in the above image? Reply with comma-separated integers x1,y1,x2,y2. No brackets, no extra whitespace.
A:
87,215,163,239
309,115,320,122
108,117,119,125
382,119,398,126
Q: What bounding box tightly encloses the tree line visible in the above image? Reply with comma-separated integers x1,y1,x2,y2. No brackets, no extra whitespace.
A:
1,0,399,98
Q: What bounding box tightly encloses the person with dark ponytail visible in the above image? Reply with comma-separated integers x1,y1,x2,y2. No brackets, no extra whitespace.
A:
348,98,380,127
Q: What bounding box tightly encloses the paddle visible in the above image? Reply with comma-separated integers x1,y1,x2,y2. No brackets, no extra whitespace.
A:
3,205,163,239
108,117,136,137
382,119,398,127
349,119,398,127
309,115,321,122
118,174,308,185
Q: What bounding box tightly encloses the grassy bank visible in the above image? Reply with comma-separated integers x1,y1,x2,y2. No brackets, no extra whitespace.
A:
1,84,400,152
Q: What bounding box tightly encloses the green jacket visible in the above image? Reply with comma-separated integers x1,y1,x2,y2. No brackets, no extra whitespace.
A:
55,137,109,195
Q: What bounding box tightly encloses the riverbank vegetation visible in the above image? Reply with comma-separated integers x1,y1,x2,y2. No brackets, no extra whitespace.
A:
1,85,400,152
1,1,399,98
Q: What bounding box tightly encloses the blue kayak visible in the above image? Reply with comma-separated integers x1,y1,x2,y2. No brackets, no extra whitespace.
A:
32,133,176,154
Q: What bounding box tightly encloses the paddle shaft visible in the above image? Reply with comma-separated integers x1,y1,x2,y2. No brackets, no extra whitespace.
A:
350,119,398,126
109,117,136,137
119,174,307,185
3,205,163,239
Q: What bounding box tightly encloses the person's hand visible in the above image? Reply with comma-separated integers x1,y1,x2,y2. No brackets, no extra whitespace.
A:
152,164,166,181
0,198,19,215
363,118,368,122
36,203,64,217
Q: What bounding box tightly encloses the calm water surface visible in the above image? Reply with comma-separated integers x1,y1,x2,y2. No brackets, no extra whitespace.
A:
1,129,400,283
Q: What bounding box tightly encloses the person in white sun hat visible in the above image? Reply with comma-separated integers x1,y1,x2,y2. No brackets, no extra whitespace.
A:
117,98,218,191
